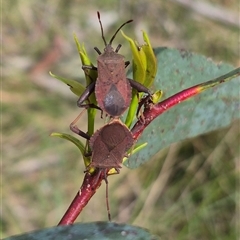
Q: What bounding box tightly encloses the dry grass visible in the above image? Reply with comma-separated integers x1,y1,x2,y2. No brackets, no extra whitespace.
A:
2,0,239,239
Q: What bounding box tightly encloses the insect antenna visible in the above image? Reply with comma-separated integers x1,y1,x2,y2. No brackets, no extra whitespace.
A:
97,11,133,47
97,11,107,47
109,19,133,46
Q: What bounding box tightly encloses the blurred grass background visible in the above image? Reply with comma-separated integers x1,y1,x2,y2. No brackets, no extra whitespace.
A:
2,0,239,239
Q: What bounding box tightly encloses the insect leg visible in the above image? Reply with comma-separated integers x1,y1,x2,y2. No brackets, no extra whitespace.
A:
82,65,98,71
127,78,152,95
77,81,96,107
69,109,90,140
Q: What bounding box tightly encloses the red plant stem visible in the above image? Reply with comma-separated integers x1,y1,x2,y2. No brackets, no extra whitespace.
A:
58,169,108,225
58,67,239,225
132,67,240,139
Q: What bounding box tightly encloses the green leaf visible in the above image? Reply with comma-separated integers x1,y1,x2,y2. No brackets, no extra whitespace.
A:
50,132,90,167
4,222,159,240
122,31,157,127
49,72,85,97
74,34,92,67
73,34,98,136
125,47,240,169
121,30,146,85
73,34,98,87
141,31,157,88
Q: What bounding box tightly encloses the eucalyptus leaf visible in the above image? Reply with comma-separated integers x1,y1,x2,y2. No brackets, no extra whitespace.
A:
125,47,240,169
4,222,159,240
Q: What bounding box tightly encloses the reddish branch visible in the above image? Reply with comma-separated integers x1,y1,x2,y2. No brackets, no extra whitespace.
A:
58,169,107,225
132,68,240,139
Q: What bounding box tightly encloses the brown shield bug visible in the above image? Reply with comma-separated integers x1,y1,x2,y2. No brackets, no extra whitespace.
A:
70,117,134,171
77,12,152,117
88,119,134,170
88,118,134,222
70,116,134,221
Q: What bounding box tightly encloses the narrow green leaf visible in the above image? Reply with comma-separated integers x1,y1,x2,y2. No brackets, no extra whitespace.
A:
49,71,85,96
73,34,98,136
142,31,157,88
122,31,157,127
50,132,90,167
